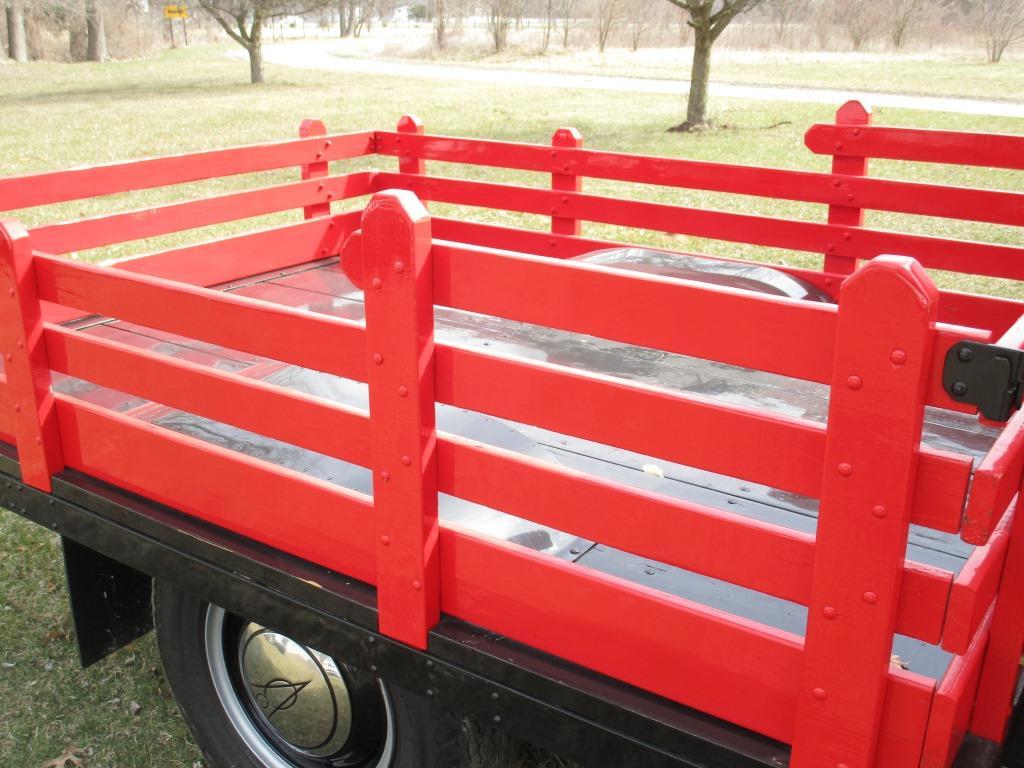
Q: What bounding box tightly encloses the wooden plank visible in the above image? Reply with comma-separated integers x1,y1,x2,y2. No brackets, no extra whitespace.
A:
0,131,374,212
431,216,1019,341
439,435,951,644
823,101,871,276
33,254,367,380
440,523,935,753
53,393,377,584
805,124,1024,171
432,240,838,385
922,608,993,768
373,131,1024,227
375,172,1024,281
942,505,1013,654
551,127,583,235
792,257,939,768
361,190,439,649
970,486,1024,742
0,221,64,490
107,211,360,287
30,171,375,255
44,323,372,466
963,408,1024,544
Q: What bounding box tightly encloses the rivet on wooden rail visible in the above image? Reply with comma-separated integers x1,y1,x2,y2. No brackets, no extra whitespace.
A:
846,375,862,390
401,455,411,466
371,278,383,290
890,349,907,365
379,470,390,482
412,580,422,591
394,261,405,273
372,353,384,365
863,591,878,604
837,462,853,477
380,535,391,545
823,606,837,619
812,688,828,701
872,505,888,519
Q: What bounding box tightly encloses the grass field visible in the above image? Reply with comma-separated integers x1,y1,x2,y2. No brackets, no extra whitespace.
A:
0,42,1022,768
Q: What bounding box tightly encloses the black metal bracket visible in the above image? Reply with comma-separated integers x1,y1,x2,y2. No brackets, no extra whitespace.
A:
944,341,1024,422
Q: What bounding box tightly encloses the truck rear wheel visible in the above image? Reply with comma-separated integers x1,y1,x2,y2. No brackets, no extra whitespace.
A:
154,580,468,768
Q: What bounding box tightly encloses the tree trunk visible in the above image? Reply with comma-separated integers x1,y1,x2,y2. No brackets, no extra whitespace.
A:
672,19,712,131
435,0,446,48
85,0,107,61
5,0,26,61
248,18,264,83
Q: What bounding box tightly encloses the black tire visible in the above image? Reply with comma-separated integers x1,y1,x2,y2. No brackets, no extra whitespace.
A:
153,579,469,768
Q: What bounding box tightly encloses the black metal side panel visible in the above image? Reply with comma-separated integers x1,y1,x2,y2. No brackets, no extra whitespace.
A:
62,536,153,667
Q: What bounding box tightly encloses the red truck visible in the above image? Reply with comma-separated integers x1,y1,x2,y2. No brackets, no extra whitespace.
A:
1,101,1022,768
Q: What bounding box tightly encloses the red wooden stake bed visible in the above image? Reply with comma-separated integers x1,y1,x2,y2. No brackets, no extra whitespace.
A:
1,102,1023,768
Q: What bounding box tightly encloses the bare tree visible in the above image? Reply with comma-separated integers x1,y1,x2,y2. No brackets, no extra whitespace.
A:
487,0,513,52
434,0,446,48
888,0,921,47
767,0,806,43
85,0,107,60
626,0,660,50
559,0,577,47
974,0,1024,62
664,0,766,131
838,0,879,50
594,0,622,51
541,0,554,50
200,0,327,82
4,0,27,60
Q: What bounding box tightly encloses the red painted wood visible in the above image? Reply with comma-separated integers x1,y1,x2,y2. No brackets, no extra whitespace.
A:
374,172,1024,281
396,115,425,176
551,127,583,236
431,216,1018,341
439,523,934,752
109,212,358,287
30,171,374,255
373,131,1024,227
432,239,838,384
805,123,1024,171
0,131,375,213
963,408,1024,544
33,255,367,380
44,323,372,466
823,101,871,275
438,434,950,644
360,190,439,649
299,119,331,219
0,221,63,491
970,480,1024,742
922,608,993,768
792,257,939,768
942,505,1013,654
53,393,377,584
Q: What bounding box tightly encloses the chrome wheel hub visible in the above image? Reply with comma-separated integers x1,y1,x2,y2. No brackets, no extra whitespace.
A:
204,605,395,768
238,623,353,757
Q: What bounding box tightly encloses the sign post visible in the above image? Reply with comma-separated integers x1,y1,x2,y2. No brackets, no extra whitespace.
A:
163,4,189,47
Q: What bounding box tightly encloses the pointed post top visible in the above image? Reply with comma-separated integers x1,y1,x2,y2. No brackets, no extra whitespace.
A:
397,114,424,134
836,100,872,125
299,118,327,138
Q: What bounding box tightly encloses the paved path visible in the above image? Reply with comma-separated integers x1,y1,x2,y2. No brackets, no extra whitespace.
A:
255,42,1024,119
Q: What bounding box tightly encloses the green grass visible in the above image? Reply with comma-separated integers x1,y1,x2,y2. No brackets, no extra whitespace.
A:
0,43,1022,768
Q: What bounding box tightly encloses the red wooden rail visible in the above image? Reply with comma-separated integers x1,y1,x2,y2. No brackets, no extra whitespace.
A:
0,130,375,212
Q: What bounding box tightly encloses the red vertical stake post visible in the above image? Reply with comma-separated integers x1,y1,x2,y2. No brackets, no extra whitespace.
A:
823,101,871,276
0,221,63,491
397,114,425,174
791,256,938,768
551,127,583,237
299,118,331,219
969,499,1024,741
361,190,439,650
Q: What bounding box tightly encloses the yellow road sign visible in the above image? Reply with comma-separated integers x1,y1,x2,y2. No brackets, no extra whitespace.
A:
164,4,189,19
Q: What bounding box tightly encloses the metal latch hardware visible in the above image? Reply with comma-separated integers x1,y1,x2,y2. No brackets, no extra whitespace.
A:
943,341,1024,422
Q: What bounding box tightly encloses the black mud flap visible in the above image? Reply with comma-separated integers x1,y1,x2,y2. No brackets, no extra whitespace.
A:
62,536,153,667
